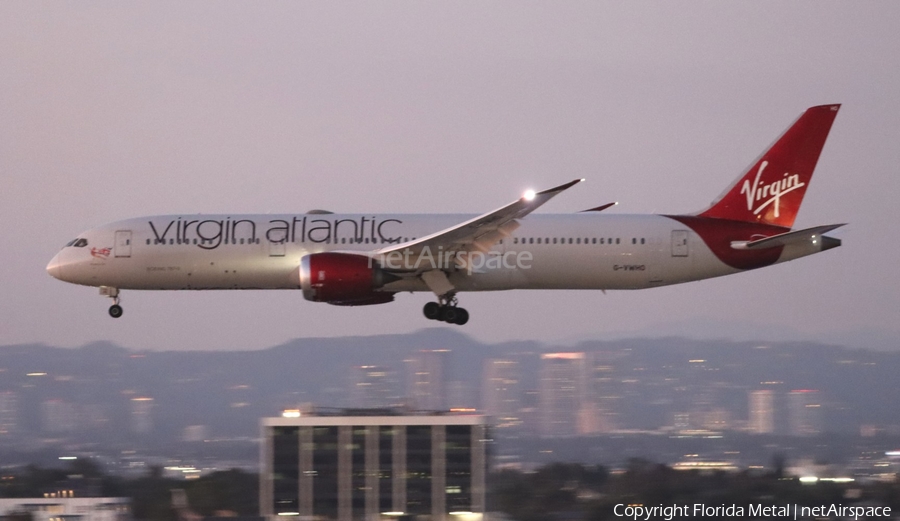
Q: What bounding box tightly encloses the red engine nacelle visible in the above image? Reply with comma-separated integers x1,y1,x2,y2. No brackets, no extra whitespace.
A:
299,252,395,305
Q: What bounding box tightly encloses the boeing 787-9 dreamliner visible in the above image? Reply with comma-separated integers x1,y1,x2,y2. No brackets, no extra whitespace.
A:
47,105,844,325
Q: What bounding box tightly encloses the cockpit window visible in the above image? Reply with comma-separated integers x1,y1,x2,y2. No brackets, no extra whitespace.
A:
69,238,89,248
65,239,77,247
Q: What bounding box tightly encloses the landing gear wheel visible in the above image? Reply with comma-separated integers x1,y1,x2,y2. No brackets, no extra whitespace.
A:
100,287,122,318
424,294,469,325
423,302,441,320
441,306,459,324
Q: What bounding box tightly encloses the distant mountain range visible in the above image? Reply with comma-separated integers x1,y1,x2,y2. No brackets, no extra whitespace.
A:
1,329,899,448
568,319,899,352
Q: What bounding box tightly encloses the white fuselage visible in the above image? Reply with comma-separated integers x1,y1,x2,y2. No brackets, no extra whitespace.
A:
46,212,827,294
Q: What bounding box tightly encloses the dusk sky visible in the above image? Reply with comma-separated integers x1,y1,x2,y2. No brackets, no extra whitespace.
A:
2,3,898,351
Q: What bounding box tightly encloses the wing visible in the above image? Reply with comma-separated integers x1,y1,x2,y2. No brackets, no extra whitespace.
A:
374,179,583,274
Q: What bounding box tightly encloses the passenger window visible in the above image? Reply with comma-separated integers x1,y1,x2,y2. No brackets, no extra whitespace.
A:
616,238,620,244
592,238,597,244
552,238,557,244
641,238,645,244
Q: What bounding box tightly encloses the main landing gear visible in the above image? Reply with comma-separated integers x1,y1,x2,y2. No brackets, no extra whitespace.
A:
100,286,123,318
423,295,469,325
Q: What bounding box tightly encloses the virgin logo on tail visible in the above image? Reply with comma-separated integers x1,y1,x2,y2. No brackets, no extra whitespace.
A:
740,161,805,218
698,105,838,228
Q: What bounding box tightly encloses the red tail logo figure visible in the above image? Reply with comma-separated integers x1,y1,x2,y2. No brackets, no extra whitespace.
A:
699,104,840,228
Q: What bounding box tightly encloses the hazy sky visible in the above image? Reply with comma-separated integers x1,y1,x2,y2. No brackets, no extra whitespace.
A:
2,2,898,351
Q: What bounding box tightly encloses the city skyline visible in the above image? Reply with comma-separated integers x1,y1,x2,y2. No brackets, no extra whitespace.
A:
2,330,897,444
3,329,900,492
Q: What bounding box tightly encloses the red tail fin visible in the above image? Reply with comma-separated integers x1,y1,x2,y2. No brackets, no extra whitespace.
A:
698,104,840,228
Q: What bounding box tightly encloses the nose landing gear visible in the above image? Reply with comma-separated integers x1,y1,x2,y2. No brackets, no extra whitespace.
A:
100,286,123,318
423,295,469,325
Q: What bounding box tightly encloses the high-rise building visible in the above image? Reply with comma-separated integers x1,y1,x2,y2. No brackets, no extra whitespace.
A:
41,399,77,433
585,352,620,433
352,365,400,409
698,408,731,431
446,381,476,411
538,352,588,437
130,397,154,434
260,410,487,521
748,390,776,434
0,392,18,436
482,359,521,428
673,412,691,431
406,350,447,410
788,390,822,436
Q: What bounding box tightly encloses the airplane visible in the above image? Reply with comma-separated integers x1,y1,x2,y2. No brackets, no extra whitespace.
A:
47,104,844,326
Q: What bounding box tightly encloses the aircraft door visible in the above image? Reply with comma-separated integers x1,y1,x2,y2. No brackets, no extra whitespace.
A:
671,230,689,257
115,230,132,258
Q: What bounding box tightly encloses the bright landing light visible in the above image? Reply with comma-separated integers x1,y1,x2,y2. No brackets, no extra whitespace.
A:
523,189,536,201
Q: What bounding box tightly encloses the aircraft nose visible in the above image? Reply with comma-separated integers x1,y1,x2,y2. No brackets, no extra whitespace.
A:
46,252,64,280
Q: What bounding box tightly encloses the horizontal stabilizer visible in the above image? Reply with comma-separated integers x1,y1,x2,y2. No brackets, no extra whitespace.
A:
581,202,618,213
731,224,845,250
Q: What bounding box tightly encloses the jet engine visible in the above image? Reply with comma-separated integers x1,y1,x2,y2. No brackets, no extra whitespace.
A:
299,252,396,305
